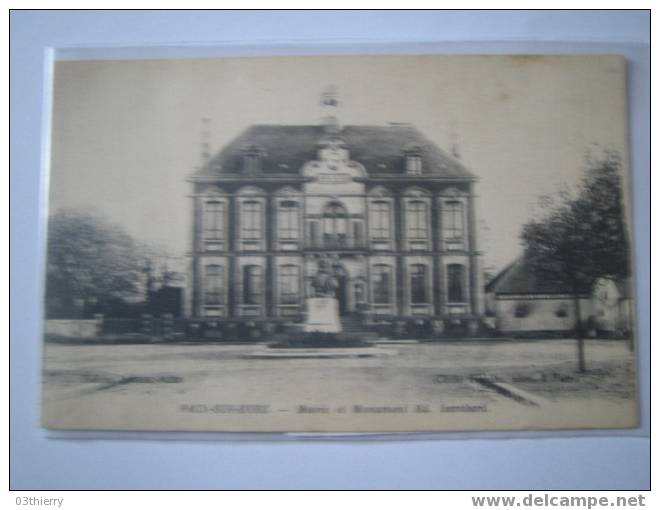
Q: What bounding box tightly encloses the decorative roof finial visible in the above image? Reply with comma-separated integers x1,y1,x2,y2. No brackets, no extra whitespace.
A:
200,117,211,163
320,85,341,133
321,85,339,108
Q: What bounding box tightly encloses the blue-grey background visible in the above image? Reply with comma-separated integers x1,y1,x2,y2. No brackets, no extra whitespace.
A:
10,10,650,489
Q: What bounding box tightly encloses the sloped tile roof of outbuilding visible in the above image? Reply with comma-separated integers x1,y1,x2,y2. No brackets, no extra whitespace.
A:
487,257,630,297
486,257,581,295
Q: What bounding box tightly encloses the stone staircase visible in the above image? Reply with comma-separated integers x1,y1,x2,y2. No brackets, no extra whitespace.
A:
340,315,368,333
274,314,379,345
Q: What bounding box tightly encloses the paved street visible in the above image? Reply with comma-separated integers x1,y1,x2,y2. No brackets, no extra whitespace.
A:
41,339,637,433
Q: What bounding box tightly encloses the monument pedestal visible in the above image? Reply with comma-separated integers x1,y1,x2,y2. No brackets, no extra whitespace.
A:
303,297,342,333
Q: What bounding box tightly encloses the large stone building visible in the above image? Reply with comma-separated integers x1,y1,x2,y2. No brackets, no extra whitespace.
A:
186,93,483,329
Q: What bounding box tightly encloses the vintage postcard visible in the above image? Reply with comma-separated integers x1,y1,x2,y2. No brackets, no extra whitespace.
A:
42,54,638,432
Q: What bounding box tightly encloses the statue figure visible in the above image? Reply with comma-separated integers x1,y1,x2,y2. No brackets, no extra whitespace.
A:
311,257,338,298
304,255,342,334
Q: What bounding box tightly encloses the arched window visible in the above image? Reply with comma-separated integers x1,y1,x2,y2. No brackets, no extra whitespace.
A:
373,264,392,305
241,201,262,240
242,265,263,305
323,202,348,247
406,200,428,240
369,200,390,239
278,265,300,304
443,200,464,240
278,201,299,240
204,265,224,305
410,264,428,304
203,200,225,240
447,264,466,303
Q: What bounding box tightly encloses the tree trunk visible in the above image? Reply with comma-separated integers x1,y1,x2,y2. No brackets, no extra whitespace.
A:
572,290,586,373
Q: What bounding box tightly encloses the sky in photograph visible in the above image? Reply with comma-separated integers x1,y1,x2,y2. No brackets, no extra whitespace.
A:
48,54,629,272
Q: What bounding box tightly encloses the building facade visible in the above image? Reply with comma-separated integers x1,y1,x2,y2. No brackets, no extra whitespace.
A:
186,105,483,326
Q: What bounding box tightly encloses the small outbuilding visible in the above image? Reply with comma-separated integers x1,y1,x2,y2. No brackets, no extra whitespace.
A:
485,257,632,336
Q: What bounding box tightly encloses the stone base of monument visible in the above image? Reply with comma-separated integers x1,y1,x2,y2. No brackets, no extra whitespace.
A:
269,297,379,349
302,297,341,333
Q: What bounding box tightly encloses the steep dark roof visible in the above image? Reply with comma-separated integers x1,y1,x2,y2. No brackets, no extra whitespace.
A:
484,260,518,294
486,257,585,295
193,124,473,179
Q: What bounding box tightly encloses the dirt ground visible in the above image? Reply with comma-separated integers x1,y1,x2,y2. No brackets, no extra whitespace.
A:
40,338,639,433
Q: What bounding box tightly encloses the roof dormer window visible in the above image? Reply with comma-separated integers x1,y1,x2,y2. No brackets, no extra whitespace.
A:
242,145,264,175
404,144,424,175
407,155,423,175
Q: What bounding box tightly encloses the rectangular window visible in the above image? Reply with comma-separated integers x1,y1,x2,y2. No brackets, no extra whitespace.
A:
278,265,300,305
373,264,392,305
447,264,466,303
203,201,224,240
443,201,464,240
204,265,224,305
243,265,263,305
407,200,428,239
370,201,390,239
309,221,320,248
277,201,299,240
353,222,363,247
410,264,428,304
241,201,262,240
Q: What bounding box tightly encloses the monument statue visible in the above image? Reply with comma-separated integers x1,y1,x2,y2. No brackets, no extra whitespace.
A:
310,257,339,297
303,256,342,333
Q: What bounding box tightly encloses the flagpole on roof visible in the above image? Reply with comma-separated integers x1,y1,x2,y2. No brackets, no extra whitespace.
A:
449,119,461,160
200,117,211,163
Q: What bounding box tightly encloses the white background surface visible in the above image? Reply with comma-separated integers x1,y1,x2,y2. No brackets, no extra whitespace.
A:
10,10,650,489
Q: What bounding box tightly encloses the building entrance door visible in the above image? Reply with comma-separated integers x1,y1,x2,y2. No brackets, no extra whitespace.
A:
335,274,348,316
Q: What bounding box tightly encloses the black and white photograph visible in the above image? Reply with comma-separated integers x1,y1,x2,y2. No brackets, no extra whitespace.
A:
41,53,638,432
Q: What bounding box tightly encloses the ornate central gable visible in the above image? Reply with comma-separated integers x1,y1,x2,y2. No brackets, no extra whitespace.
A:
302,134,367,188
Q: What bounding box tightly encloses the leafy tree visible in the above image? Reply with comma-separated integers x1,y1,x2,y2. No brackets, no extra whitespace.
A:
45,210,147,318
521,150,630,372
